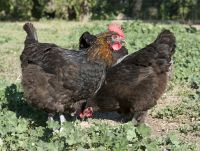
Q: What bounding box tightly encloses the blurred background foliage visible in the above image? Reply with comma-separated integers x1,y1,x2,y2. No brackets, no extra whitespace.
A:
0,0,200,21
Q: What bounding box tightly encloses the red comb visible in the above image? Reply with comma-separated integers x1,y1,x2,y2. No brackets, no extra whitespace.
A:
108,23,125,38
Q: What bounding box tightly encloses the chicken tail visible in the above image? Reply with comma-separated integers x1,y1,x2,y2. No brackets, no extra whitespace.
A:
154,29,176,55
79,31,97,49
23,22,38,45
153,30,176,73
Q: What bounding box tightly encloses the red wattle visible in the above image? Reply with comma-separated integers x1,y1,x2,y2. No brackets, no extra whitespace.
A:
111,43,122,51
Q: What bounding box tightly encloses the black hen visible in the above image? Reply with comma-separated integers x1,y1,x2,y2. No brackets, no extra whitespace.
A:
83,30,176,123
20,23,125,122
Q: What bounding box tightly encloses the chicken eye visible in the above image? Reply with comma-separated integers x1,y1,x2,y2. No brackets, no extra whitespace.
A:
111,35,119,40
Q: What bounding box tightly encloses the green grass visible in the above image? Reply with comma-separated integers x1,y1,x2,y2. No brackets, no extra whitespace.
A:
0,20,200,150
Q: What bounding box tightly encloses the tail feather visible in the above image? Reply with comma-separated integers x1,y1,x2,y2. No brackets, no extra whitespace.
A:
153,30,176,74
23,22,38,45
154,29,176,55
79,31,97,49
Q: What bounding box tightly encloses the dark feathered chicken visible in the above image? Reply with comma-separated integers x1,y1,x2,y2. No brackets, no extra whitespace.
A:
82,30,176,122
20,23,125,122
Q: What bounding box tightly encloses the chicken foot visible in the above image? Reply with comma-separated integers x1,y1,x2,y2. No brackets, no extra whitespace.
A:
48,113,67,133
120,111,147,125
